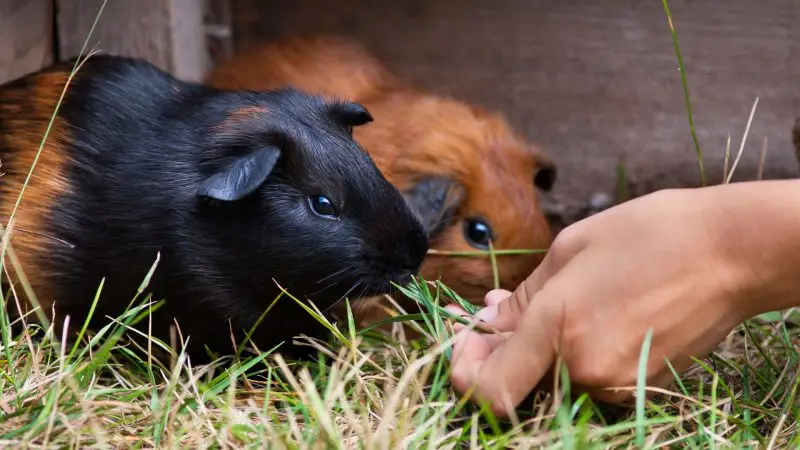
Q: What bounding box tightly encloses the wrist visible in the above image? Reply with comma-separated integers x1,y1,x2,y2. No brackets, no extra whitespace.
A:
699,180,800,320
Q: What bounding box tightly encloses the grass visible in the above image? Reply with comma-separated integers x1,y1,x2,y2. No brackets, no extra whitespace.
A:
0,278,799,448
2,0,798,448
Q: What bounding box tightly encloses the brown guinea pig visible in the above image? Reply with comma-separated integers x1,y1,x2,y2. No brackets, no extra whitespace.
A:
206,35,557,316
206,35,401,103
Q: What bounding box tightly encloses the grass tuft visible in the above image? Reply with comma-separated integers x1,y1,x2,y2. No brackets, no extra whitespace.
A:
1,288,797,448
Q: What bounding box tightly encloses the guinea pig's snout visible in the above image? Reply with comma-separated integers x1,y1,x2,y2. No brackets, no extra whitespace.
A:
389,228,428,281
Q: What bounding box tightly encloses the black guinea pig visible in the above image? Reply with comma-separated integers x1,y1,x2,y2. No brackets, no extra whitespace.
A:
0,55,429,362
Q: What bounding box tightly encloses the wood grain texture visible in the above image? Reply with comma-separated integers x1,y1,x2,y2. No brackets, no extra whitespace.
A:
167,0,211,81
231,0,800,216
0,0,54,85
56,0,210,81
205,0,234,64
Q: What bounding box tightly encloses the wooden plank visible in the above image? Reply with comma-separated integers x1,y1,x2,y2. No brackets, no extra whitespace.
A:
0,0,55,85
205,0,234,65
56,0,211,81
167,0,211,81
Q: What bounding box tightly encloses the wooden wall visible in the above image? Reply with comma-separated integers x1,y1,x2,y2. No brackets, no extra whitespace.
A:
0,0,230,85
230,0,800,217
0,0,55,84
3,0,798,220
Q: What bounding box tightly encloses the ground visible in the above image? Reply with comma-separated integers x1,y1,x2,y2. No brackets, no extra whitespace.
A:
1,278,798,448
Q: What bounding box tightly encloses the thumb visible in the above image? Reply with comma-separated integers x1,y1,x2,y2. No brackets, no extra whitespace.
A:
484,289,512,306
474,263,550,332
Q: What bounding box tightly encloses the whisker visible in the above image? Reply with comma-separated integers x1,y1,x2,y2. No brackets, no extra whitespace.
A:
340,280,362,303
309,269,354,297
323,280,362,314
315,267,348,284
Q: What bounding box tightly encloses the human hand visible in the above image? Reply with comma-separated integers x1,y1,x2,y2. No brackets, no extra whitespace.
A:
445,187,766,417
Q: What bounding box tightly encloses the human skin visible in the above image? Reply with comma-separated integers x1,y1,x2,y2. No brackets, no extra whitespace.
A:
444,180,800,417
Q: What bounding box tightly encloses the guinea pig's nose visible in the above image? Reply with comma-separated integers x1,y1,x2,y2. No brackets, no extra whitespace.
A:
397,228,428,272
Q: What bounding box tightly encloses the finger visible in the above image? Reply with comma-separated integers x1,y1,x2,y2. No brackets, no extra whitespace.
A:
446,303,505,336
588,367,679,406
478,254,558,332
485,289,512,306
444,303,469,331
450,329,492,378
444,303,467,318
450,326,509,367
474,276,535,332
451,296,559,418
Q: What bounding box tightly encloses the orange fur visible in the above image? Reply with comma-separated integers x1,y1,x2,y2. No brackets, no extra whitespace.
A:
216,105,270,132
355,90,553,300
206,35,556,322
0,71,73,318
207,35,402,102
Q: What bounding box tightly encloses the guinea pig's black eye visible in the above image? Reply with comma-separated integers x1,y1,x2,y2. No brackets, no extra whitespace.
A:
463,218,493,249
308,195,338,219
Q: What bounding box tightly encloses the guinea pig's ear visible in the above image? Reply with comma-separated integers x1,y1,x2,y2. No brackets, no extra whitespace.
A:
533,156,557,192
196,146,281,202
328,102,374,131
402,177,466,239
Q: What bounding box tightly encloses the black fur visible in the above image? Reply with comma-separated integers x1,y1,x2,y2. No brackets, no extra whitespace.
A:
328,102,374,131
196,145,282,201
0,55,429,362
403,177,465,240
533,161,557,192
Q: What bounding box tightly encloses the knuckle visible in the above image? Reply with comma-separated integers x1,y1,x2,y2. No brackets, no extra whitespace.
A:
569,353,625,388
506,284,529,315
649,187,680,201
552,223,581,249
547,223,586,263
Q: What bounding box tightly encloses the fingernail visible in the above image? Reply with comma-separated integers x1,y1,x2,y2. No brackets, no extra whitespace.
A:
475,304,498,323
485,289,512,306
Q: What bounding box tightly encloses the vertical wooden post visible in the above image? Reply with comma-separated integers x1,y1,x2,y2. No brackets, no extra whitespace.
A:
205,0,234,64
0,0,55,85
167,0,212,81
56,0,212,82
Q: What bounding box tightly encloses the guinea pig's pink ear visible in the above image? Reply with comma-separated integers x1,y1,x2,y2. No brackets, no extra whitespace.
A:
533,156,557,192
328,102,374,133
196,146,281,202
402,177,466,239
